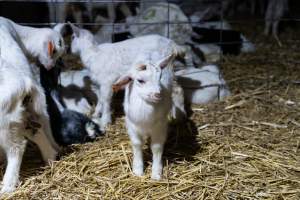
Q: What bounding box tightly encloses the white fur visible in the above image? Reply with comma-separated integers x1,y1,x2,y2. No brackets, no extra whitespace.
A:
175,65,231,104
59,69,97,115
0,17,65,70
193,20,255,53
197,44,222,63
86,1,132,23
70,24,185,129
0,25,59,194
171,80,186,121
48,2,83,26
127,2,193,67
118,53,174,180
48,1,132,25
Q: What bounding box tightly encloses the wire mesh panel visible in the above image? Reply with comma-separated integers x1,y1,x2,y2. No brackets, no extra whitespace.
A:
0,0,300,199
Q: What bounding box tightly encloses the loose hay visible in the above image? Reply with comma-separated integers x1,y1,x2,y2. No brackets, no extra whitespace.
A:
1,26,300,200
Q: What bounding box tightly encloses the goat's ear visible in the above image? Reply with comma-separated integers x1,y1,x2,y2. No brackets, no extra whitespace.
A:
68,22,80,37
112,75,132,92
53,23,66,35
158,54,174,69
47,41,54,57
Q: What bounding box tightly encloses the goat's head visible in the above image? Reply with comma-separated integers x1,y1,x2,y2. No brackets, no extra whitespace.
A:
69,23,95,55
38,25,65,70
113,53,174,103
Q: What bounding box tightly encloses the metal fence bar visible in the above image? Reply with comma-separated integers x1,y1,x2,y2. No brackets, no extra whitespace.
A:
1,0,299,95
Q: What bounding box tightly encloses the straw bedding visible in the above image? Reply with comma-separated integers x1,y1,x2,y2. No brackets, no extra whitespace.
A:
1,26,300,200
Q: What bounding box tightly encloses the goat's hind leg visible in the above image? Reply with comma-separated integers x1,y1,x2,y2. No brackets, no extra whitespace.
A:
0,129,27,194
29,87,59,163
99,84,113,130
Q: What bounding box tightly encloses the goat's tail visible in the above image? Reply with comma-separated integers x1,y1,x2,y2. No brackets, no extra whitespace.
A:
172,43,186,58
172,43,195,68
50,90,65,113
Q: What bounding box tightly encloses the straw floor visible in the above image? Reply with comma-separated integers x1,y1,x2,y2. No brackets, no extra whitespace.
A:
1,26,300,200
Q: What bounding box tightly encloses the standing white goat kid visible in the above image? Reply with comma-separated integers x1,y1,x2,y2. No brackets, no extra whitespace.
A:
113,53,174,180
69,24,185,129
0,25,59,194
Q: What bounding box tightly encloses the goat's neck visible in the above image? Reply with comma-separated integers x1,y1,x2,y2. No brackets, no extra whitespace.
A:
13,23,41,59
79,42,99,69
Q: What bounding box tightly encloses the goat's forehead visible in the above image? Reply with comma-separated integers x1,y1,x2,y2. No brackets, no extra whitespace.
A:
80,29,93,37
135,65,161,78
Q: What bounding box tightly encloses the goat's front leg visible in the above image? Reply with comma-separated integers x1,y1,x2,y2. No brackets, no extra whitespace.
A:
151,126,167,180
29,114,59,163
271,20,283,46
29,87,59,162
272,20,280,38
127,122,144,177
107,3,116,23
31,130,58,164
264,20,271,36
99,84,113,130
72,8,83,27
91,83,102,119
183,45,195,68
1,135,27,194
171,80,186,121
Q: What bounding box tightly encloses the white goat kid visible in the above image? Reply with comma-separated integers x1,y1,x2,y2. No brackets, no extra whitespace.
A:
113,53,174,180
175,65,231,105
0,17,65,70
69,24,185,129
0,25,59,194
264,0,289,40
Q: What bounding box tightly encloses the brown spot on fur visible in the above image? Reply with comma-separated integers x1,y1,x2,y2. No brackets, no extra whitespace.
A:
48,41,54,57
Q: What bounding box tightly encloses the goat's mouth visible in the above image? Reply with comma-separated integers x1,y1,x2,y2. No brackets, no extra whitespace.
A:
147,96,162,103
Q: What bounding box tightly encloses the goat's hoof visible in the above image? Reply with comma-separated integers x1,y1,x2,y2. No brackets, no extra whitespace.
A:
101,119,112,126
133,167,144,177
100,118,112,131
0,185,16,194
151,173,162,180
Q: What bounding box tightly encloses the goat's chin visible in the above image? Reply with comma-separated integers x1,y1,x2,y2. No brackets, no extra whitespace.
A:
40,60,54,70
144,97,162,104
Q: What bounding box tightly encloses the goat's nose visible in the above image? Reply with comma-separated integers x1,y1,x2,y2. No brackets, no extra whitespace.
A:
153,93,161,99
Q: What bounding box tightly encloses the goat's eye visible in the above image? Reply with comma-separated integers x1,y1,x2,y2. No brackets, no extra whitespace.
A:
53,49,57,55
71,35,75,40
138,64,147,71
137,79,145,84
58,39,62,47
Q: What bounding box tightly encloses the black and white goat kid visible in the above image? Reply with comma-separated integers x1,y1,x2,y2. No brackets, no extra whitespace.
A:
39,60,103,146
